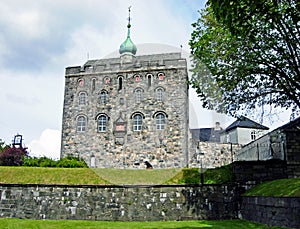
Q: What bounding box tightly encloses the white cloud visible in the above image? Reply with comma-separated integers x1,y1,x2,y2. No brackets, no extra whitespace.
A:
27,129,61,159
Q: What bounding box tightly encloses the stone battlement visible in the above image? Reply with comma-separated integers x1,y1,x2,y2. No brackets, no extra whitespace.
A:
65,52,186,75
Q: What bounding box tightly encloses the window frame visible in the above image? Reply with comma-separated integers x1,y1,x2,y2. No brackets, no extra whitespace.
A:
157,88,163,102
98,115,108,132
133,114,143,131
135,89,142,103
77,116,86,132
156,113,166,130
250,130,256,141
79,92,87,105
100,90,108,104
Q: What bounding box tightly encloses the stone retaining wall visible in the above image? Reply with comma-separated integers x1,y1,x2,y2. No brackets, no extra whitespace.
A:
232,160,288,184
240,196,300,228
0,184,238,221
189,142,241,169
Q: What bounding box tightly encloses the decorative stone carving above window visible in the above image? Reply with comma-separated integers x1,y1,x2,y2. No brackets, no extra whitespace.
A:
114,113,127,134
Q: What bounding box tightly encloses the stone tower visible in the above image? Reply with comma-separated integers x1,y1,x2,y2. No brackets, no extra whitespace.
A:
60,11,189,168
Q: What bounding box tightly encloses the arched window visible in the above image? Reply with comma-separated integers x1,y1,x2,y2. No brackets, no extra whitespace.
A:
156,113,165,130
118,76,123,90
78,79,84,87
105,77,110,84
79,92,87,105
100,91,107,104
158,72,164,81
135,89,142,103
98,115,108,132
157,88,163,102
77,116,86,132
133,114,143,131
135,75,140,82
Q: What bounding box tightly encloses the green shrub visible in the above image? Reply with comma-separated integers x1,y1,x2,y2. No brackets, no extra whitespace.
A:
23,156,57,167
56,156,88,168
23,156,87,168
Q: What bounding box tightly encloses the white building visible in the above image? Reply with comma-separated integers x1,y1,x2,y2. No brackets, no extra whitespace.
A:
220,116,269,145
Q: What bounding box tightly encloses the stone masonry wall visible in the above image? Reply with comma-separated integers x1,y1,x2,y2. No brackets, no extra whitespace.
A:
240,196,300,228
0,184,238,221
189,141,241,169
232,160,288,184
61,53,189,169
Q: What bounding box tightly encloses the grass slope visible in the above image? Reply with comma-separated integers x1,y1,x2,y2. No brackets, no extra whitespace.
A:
0,167,181,185
93,168,181,185
244,178,300,197
0,218,285,229
0,167,108,185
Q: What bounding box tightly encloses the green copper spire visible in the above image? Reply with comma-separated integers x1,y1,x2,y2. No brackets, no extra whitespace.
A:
119,6,137,55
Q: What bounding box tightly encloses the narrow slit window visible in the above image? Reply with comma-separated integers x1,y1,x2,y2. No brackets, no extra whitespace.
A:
118,77,123,90
148,75,152,87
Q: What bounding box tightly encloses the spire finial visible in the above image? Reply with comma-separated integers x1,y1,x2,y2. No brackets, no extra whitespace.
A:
119,6,137,56
127,6,132,28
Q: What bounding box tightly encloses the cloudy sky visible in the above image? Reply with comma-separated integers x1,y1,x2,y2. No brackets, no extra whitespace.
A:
0,0,289,159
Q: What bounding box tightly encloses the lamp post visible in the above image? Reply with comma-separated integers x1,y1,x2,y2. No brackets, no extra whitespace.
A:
196,145,204,185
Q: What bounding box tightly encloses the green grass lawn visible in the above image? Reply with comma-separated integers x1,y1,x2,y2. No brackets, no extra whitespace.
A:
0,166,182,185
0,167,109,185
93,168,181,185
244,178,300,197
0,218,286,229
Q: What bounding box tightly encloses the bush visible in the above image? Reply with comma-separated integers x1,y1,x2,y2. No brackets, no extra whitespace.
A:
23,155,87,168
23,156,57,167
0,147,28,166
56,156,88,168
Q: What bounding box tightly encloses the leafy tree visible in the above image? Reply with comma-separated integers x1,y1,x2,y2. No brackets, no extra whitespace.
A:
0,140,10,154
0,147,28,166
190,0,300,117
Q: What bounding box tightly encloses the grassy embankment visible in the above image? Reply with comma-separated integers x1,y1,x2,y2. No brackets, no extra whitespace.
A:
1,166,299,197
244,178,300,197
0,166,231,185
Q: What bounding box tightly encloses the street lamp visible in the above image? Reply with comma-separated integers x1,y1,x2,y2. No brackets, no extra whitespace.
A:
196,145,204,185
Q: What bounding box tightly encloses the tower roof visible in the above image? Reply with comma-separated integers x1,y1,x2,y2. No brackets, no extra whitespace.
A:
119,7,137,56
225,116,269,132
